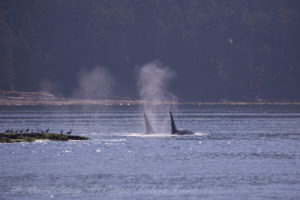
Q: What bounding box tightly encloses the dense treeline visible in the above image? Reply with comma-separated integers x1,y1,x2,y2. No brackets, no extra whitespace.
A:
0,0,299,101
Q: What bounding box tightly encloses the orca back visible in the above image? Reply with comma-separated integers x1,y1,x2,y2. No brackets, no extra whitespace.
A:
170,112,193,135
144,113,154,134
169,112,178,134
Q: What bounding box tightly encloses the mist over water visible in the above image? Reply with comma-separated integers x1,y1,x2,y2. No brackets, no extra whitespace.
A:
39,79,64,97
137,60,177,133
73,66,114,99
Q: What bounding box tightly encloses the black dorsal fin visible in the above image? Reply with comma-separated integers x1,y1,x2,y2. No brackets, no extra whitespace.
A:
169,112,177,134
144,113,154,134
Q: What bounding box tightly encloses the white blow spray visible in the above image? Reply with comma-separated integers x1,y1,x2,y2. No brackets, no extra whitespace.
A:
74,66,114,99
39,79,62,97
137,60,177,132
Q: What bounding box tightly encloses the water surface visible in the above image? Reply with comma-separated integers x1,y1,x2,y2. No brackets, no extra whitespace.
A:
0,105,299,199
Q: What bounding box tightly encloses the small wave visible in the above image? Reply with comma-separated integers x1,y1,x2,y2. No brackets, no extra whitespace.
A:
97,139,127,142
123,132,208,137
194,132,208,136
69,140,86,142
123,133,171,138
34,140,49,143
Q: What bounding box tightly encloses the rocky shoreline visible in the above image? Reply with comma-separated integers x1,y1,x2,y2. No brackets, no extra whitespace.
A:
0,132,89,143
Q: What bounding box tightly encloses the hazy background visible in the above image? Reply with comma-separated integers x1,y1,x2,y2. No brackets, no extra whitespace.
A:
0,0,299,101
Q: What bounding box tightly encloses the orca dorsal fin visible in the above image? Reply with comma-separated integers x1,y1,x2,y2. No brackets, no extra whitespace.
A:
169,112,177,134
144,113,155,134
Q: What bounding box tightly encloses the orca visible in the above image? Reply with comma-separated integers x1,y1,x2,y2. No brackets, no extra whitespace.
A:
144,113,155,134
170,112,193,135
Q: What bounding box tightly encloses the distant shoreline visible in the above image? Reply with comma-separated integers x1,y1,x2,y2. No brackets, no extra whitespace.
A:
1,90,300,106
1,98,300,106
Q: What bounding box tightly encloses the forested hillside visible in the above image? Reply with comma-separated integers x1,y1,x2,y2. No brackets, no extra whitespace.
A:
0,0,299,101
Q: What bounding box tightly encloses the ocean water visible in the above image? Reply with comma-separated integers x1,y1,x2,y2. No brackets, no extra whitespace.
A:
0,104,299,200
